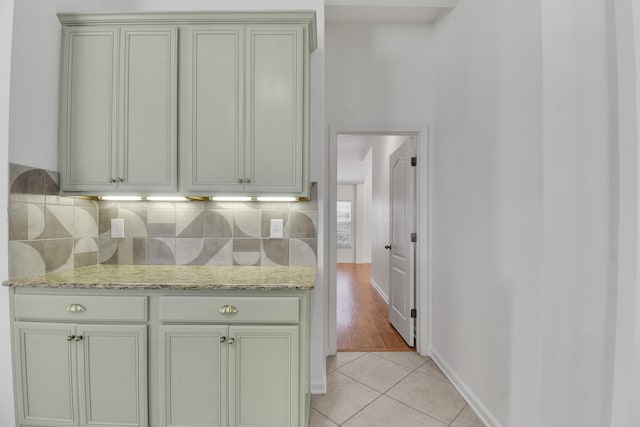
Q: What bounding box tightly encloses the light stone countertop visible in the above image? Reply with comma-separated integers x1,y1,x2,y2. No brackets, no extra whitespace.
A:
2,265,317,290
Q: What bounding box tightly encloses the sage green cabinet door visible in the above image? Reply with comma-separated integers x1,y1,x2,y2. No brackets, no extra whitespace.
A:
14,322,78,427
76,325,147,427
229,325,299,427
119,27,178,193
59,26,177,194
182,26,245,193
59,27,119,192
245,26,304,194
160,325,228,427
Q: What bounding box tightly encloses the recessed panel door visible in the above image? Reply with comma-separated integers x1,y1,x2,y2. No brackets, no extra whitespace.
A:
77,325,147,427
160,325,228,427
229,325,299,427
182,26,245,192
59,27,119,192
119,27,177,193
14,322,78,427
388,138,417,346
245,25,304,193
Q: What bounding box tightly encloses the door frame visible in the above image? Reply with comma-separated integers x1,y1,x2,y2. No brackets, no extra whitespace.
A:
327,124,431,356
611,0,640,425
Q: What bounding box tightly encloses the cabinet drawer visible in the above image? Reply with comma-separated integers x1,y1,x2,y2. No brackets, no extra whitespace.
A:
14,295,147,322
159,296,299,323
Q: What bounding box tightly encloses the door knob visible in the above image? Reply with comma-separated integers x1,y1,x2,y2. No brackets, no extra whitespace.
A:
384,245,392,250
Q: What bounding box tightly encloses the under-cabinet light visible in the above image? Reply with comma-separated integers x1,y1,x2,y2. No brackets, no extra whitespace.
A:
210,196,253,202
99,196,143,201
256,196,298,202
146,196,188,201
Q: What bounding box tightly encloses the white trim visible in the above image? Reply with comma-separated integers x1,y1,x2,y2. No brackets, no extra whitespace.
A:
328,123,431,357
611,1,640,426
431,350,504,427
310,381,326,394
369,278,389,303
325,0,459,7
0,0,15,426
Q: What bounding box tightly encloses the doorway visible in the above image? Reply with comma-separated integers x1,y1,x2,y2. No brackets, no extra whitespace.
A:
328,124,430,356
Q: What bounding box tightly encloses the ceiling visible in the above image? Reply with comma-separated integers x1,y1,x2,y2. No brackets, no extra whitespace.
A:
325,0,458,23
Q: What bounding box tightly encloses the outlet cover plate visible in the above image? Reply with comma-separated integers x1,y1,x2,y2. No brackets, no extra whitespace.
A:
111,219,125,238
270,219,284,239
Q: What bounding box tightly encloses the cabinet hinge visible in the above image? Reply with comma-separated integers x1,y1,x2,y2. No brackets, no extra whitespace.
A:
410,232,417,243
411,156,417,167
411,308,417,318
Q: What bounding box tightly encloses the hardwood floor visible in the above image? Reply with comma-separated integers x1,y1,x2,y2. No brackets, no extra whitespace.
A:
337,263,413,352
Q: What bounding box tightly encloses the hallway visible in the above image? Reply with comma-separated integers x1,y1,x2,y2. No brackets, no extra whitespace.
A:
337,263,412,352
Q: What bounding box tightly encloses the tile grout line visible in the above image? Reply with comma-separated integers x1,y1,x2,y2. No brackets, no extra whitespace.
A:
318,352,467,426
382,392,452,426
337,393,386,427
447,404,468,426
380,356,455,426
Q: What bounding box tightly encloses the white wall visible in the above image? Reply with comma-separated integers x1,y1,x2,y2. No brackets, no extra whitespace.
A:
611,1,640,425
433,0,619,426
5,0,328,406
337,184,356,263
0,0,15,425
370,138,405,299
538,0,617,425
431,0,543,425
325,21,433,125
355,154,372,263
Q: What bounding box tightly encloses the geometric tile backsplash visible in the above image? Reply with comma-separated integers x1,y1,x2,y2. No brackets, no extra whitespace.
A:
8,163,318,279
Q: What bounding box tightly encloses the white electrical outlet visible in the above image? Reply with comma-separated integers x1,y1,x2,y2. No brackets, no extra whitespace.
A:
270,219,284,239
111,219,125,238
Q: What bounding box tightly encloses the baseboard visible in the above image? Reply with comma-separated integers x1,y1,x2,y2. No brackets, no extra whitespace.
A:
430,349,504,427
369,278,389,303
310,381,326,394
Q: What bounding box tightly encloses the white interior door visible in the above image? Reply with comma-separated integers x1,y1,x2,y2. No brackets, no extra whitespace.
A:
388,138,416,346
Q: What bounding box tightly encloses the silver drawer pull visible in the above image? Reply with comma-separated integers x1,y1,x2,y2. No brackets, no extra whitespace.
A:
67,304,86,313
219,305,238,314
228,337,235,344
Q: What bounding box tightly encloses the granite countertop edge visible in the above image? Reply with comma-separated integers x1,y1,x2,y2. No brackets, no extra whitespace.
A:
2,265,317,291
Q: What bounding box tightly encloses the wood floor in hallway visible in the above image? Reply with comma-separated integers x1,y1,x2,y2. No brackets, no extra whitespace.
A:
337,263,413,352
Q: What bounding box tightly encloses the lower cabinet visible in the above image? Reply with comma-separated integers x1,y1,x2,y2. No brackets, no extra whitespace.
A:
10,290,310,427
13,322,147,427
160,325,299,427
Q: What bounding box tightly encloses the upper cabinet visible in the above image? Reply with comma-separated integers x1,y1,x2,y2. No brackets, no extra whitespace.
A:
182,24,308,195
59,25,178,194
58,12,317,197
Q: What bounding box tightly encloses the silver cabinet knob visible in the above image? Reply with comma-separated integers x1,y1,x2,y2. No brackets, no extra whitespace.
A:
74,335,83,342
220,336,227,343
237,178,244,183
219,305,238,314
243,178,251,183
67,335,75,342
228,337,235,344
67,304,86,313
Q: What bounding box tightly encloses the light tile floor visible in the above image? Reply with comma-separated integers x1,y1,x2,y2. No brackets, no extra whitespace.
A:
310,352,485,427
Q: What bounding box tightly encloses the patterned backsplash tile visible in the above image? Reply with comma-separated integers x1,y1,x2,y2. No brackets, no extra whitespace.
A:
8,163,318,279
